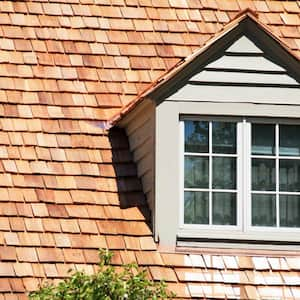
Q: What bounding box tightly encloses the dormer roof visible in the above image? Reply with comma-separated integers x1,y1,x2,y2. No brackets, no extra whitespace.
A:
110,9,300,126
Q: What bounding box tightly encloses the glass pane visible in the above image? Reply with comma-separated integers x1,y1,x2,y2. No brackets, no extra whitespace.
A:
252,158,276,191
212,192,236,225
184,191,209,224
212,157,236,189
212,122,236,154
184,156,209,188
279,159,300,192
280,195,300,227
252,194,276,227
252,124,275,155
185,121,209,153
279,125,300,156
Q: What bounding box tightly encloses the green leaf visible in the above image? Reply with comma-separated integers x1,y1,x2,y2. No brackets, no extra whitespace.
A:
29,249,174,300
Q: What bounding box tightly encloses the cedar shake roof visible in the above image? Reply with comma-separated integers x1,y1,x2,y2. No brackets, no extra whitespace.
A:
0,0,299,299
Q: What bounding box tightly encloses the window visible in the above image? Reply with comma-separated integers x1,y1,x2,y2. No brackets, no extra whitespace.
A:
252,123,300,228
181,118,300,235
183,120,237,226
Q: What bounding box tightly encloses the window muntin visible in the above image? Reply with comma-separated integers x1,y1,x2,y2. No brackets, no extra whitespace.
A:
182,119,300,231
184,120,237,226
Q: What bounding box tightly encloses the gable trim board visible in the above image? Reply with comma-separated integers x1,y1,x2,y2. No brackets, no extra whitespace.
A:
116,11,300,248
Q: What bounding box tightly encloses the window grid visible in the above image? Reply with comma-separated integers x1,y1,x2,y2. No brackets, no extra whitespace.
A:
250,123,300,228
182,118,300,231
183,120,237,227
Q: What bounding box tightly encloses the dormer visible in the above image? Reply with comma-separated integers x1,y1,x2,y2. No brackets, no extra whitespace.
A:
112,12,300,249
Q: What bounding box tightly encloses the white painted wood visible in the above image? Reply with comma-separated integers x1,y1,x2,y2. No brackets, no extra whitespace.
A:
177,101,300,118
190,70,299,85
177,227,300,242
226,36,263,54
177,241,300,251
155,101,180,246
206,56,286,72
155,99,300,246
167,84,300,104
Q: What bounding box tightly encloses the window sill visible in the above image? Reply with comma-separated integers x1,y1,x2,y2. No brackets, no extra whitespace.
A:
177,228,300,249
176,239,300,252
175,243,300,256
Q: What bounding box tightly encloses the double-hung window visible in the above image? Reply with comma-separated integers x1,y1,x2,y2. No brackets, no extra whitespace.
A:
181,117,300,238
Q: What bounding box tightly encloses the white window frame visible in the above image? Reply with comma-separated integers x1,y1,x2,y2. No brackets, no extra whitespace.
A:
178,116,300,242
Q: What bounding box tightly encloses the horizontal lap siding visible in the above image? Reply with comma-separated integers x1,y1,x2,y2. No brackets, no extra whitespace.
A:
191,71,298,85
167,84,300,104
206,55,285,72
167,36,300,106
123,101,155,211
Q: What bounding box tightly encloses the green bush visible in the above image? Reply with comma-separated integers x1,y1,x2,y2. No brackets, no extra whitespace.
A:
29,249,174,300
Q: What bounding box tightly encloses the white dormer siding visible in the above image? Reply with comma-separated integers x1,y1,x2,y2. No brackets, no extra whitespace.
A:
118,99,156,218
167,36,300,104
